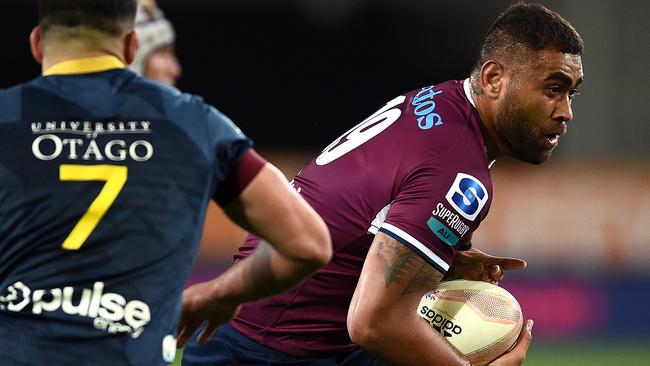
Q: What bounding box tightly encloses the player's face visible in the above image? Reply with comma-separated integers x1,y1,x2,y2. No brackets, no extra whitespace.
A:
144,46,182,86
494,50,583,164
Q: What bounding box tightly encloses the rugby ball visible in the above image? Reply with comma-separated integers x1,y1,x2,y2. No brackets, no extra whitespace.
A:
417,280,523,366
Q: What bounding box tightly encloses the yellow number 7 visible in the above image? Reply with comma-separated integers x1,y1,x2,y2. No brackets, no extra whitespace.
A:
59,164,128,250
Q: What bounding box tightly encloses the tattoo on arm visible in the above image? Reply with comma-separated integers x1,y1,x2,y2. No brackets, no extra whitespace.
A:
403,264,440,294
375,236,443,295
383,248,416,287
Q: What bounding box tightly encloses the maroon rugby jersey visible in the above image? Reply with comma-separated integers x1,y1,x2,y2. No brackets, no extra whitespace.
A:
231,79,493,357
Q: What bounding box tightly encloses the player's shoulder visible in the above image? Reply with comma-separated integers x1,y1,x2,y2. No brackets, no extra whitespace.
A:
398,79,481,156
402,79,474,130
124,74,204,114
126,75,241,137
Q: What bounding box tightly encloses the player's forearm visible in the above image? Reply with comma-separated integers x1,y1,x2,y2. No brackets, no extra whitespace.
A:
226,163,332,266
349,312,471,366
348,233,471,366
209,241,322,306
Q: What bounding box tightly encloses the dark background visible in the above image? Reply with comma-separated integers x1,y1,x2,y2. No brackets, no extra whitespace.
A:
3,1,647,158
1,0,528,148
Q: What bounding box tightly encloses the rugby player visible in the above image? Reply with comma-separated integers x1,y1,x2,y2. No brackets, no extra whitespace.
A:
0,1,331,365
181,2,584,365
130,0,181,86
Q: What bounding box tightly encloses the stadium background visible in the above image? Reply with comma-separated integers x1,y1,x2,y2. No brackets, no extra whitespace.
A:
2,0,648,365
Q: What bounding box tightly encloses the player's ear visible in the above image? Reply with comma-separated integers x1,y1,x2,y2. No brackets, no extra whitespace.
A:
124,30,138,66
480,60,506,99
30,26,43,65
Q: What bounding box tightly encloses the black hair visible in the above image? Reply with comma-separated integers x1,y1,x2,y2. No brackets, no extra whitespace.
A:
472,2,583,75
38,0,137,37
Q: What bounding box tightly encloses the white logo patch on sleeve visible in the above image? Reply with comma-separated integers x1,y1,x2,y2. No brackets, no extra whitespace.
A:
445,173,488,221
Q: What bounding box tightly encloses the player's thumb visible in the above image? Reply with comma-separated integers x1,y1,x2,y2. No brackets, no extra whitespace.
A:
506,319,533,365
517,319,534,354
488,319,533,366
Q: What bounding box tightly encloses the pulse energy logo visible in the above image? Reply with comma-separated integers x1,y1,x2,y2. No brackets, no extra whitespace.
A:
0,281,150,338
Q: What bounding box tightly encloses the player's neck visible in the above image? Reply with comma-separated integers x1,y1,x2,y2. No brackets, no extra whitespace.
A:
473,93,507,162
41,41,126,73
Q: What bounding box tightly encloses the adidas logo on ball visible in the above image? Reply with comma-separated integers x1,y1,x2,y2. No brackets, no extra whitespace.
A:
417,280,523,366
419,305,463,337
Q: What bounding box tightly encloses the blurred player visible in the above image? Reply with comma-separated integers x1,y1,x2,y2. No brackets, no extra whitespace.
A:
181,2,584,366
130,0,248,259
130,0,182,86
0,1,331,365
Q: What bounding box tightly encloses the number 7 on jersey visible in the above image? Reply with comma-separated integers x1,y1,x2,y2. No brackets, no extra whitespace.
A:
59,164,128,250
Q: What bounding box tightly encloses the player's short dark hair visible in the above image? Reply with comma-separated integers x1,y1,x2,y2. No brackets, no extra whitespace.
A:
38,0,137,37
472,2,583,74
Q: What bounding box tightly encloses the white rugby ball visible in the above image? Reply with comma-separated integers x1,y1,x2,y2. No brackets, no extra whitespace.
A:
417,280,523,366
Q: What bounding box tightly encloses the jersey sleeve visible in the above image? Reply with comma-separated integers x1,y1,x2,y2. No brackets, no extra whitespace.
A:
379,165,481,275
203,105,259,205
214,148,266,204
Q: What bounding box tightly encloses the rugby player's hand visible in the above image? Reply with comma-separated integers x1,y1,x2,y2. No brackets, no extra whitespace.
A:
488,319,534,365
443,248,526,285
176,280,241,348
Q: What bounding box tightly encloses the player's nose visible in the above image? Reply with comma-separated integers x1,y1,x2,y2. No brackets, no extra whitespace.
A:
553,95,573,123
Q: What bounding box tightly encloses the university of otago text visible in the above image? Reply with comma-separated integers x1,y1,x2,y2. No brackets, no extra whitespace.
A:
30,120,154,162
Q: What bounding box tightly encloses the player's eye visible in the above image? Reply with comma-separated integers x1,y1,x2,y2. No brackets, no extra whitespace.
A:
568,89,580,100
547,86,562,95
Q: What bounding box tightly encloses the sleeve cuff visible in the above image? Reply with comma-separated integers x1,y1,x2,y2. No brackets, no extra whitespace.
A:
379,223,450,274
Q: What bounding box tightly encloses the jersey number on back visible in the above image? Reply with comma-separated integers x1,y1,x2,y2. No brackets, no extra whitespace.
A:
316,96,405,165
59,164,128,250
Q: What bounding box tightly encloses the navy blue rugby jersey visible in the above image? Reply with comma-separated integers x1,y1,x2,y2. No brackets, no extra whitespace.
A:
0,56,254,365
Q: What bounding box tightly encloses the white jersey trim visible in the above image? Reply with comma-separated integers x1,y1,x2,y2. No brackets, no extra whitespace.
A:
380,223,450,271
463,78,476,109
368,203,392,235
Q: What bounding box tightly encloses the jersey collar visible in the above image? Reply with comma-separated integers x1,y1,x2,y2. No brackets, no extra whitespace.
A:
43,55,125,76
463,78,477,109
464,78,496,169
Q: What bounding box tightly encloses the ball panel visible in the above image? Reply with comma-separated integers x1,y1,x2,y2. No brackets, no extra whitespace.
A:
418,296,516,354
465,317,523,366
417,280,523,366
435,289,521,323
